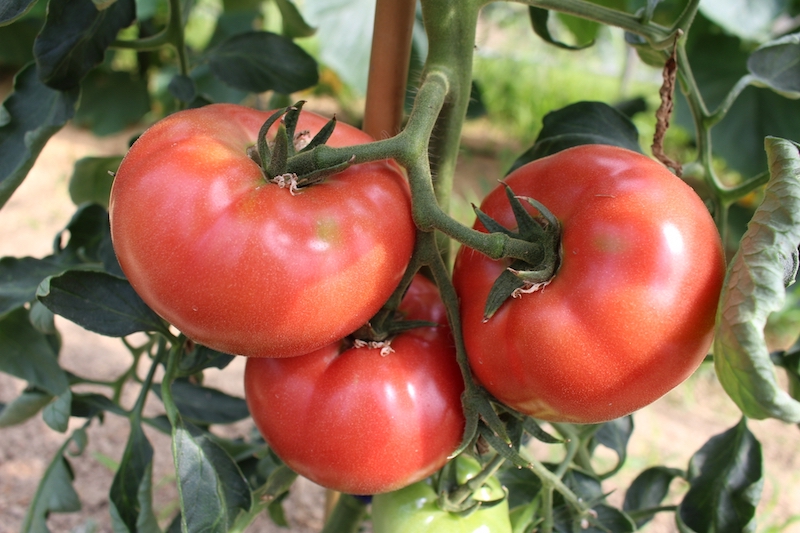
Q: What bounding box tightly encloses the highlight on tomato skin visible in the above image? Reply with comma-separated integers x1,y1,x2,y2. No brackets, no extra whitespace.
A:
108,103,416,359
243,275,466,496
452,144,727,424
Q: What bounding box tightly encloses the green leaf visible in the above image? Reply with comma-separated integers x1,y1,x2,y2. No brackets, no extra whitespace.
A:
37,270,164,337
590,416,633,478
714,137,800,422
73,69,150,136
698,0,789,42
68,156,122,208
0,387,53,427
0,307,69,396
206,31,318,94
33,0,136,90
623,466,684,527
677,418,763,533
0,62,78,210
71,392,128,418
43,389,72,433
0,15,40,67
0,256,67,317
154,379,249,425
171,417,252,532
274,0,315,38
110,421,160,533
528,7,593,50
507,101,641,174
0,0,38,26
747,32,800,99
167,74,197,103
301,0,374,93
499,465,543,509
177,344,234,375
22,439,82,533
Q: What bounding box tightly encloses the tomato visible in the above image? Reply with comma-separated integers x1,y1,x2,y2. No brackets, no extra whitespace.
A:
244,275,465,495
371,455,512,533
109,103,415,358
452,145,725,423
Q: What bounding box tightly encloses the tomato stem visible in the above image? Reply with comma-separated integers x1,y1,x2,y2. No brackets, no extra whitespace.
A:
319,494,369,533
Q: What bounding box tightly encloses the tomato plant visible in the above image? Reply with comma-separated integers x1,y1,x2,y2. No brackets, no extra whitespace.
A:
1,0,800,531
453,144,726,423
371,455,512,533
244,275,465,495
109,103,415,358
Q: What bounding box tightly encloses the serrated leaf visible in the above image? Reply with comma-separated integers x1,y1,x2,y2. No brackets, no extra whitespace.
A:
714,137,800,422
677,417,762,533
0,256,67,317
154,379,249,425
529,7,592,50
172,417,252,532
591,416,633,478
206,31,318,94
22,444,82,533
68,156,122,208
274,0,315,38
748,33,800,99
0,387,52,427
73,69,150,135
0,62,78,210
507,101,641,174
43,388,72,433
33,0,136,90
0,0,38,26
37,270,164,337
110,421,160,533
0,307,69,396
624,466,684,527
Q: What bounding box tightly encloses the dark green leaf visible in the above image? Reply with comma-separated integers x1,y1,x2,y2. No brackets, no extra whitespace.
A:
73,69,150,135
677,418,763,533
29,300,57,334
0,307,69,396
676,15,800,177
714,137,800,422
0,0,38,26
56,203,112,265
190,63,248,104
0,62,78,210
22,437,82,533
154,379,249,425
585,504,636,533
507,101,641,174
274,0,315,38
206,31,318,94
43,389,72,433
0,256,66,317
177,344,234,375
37,270,164,337
748,32,800,99
33,0,136,90
591,416,633,478
499,463,544,508
110,421,160,533
171,417,252,532
0,387,52,427
168,74,197,103
624,466,684,527
0,15,40,67
68,156,122,208
529,7,593,50
71,392,128,418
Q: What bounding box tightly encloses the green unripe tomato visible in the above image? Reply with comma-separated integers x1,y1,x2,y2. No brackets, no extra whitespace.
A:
371,456,512,533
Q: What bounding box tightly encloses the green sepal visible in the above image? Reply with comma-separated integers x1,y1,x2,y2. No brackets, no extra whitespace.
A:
280,101,305,156
256,107,291,176
267,122,289,178
298,115,337,153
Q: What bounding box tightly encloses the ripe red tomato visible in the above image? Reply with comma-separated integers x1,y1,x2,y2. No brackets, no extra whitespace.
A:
452,145,725,423
244,275,465,495
109,104,415,358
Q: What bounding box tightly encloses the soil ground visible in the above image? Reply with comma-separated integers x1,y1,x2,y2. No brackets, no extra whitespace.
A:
1,116,799,533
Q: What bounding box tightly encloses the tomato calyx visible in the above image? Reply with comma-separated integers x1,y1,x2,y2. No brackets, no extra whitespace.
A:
248,101,357,192
477,184,562,320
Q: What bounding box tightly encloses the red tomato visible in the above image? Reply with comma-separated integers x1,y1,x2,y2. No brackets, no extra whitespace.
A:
452,145,725,424
109,104,415,357
244,275,465,494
